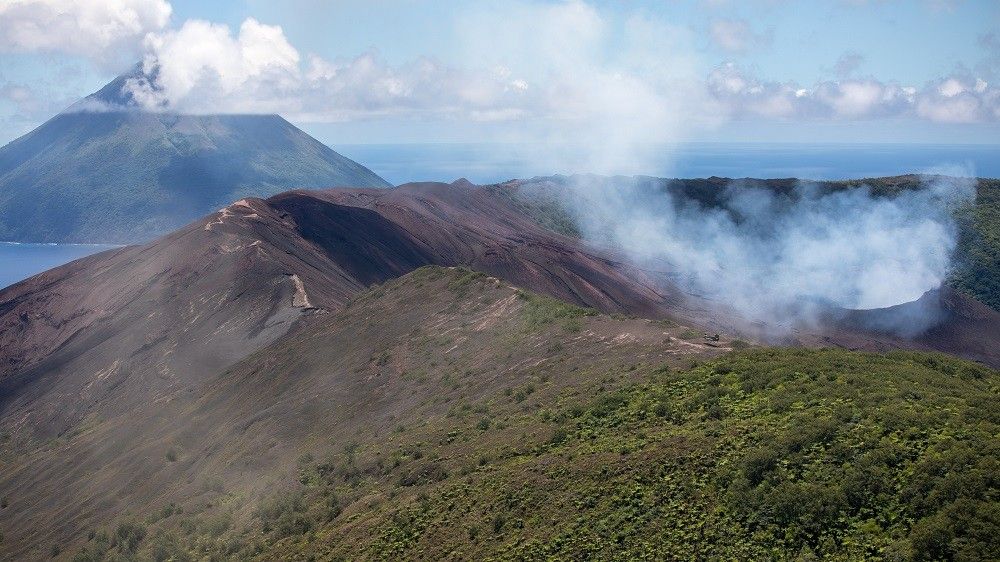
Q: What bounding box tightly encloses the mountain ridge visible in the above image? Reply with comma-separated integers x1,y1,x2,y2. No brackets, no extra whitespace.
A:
0,180,998,559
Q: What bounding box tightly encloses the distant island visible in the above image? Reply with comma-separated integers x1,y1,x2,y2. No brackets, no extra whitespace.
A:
0,67,390,244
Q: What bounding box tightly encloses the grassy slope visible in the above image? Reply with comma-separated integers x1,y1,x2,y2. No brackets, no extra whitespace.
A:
356,349,998,561
65,268,999,562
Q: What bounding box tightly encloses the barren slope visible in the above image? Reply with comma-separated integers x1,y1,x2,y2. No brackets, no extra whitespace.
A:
0,267,730,559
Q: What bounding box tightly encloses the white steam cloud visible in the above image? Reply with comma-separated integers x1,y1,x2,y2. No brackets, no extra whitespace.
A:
528,171,977,333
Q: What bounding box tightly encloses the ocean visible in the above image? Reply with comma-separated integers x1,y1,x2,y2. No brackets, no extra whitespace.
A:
335,142,1000,185
3,142,998,289
0,243,117,289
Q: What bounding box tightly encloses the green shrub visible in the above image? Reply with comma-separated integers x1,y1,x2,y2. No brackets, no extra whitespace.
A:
112,521,146,554
258,492,311,539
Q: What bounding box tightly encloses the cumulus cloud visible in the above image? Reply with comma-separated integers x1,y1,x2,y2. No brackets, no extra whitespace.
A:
709,18,772,53
125,19,538,121
915,75,999,123
126,18,301,112
708,62,998,123
0,0,171,64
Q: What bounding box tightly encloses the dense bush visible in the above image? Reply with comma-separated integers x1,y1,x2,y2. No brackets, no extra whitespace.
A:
365,349,999,560
70,349,998,561
950,179,1000,309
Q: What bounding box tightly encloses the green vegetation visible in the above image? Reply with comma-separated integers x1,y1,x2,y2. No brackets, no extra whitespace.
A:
73,348,998,561
679,328,702,340
517,289,597,332
363,349,997,561
446,268,488,296
72,522,147,561
950,179,1000,310
490,183,582,238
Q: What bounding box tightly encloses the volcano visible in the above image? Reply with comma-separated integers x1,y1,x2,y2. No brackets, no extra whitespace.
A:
0,66,390,244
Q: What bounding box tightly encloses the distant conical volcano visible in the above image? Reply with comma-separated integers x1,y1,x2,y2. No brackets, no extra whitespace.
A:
0,65,390,243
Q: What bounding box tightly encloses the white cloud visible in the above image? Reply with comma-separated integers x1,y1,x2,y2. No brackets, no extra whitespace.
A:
708,62,998,123
813,79,907,118
709,18,772,53
915,76,998,123
127,18,301,112
0,0,171,63
120,13,539,119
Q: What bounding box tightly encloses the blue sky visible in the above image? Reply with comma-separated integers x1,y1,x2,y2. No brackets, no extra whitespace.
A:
204,0,996,85
0,0,998,146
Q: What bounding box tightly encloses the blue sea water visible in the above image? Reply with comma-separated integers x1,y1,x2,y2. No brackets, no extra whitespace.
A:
0,243,116,289
2,142,998,289
337,142,1000,185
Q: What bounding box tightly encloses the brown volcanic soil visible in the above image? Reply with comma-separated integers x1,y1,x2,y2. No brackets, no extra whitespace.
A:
0,182,689,380
1,180,996,446
817,286,1000,366
271,182,687,318
0,182,700,423
0,197,433,440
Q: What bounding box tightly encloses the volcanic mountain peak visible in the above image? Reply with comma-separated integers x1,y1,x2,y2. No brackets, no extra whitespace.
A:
0,66,391,244
65,62,154,112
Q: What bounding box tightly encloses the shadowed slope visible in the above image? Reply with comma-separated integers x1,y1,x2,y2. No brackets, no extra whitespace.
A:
278,182,685,318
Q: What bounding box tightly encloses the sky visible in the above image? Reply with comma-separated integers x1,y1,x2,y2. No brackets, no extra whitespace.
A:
0,0,998,147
